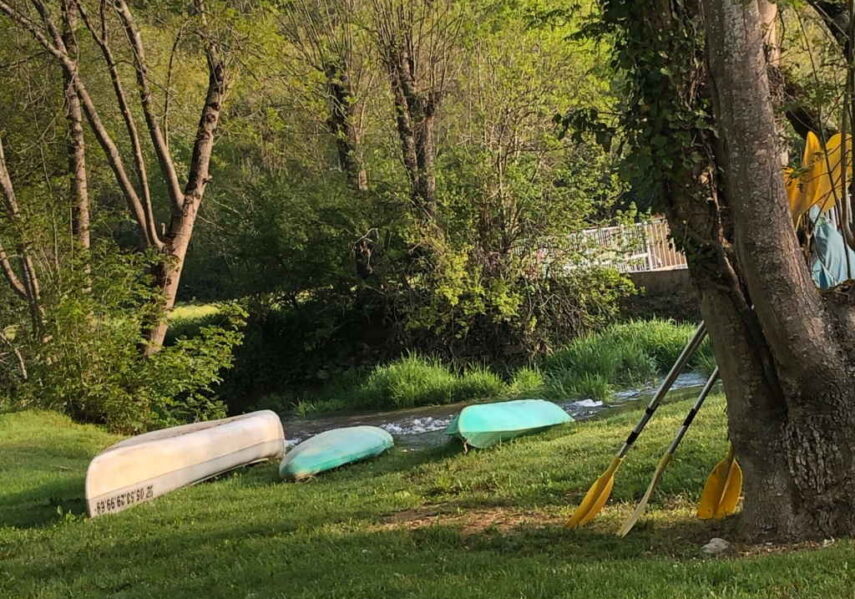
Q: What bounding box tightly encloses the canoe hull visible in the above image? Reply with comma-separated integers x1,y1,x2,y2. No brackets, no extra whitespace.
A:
86,410,285,517
280,426,393,480
446,399,572,448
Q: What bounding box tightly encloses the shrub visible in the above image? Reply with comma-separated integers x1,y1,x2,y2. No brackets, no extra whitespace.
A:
2,249,246,433
508,366,545,397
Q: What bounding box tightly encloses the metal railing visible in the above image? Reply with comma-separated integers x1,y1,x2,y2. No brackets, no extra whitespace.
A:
578,218,688,273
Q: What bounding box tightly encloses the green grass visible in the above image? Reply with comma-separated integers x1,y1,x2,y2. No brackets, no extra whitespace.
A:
287,320,715,414
165,303,225,342
2,399,853,598
299,355,509,413
169,303,221,321
542,319,715,399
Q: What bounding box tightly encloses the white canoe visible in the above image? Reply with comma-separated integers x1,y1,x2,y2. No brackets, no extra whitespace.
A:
85,410,285,517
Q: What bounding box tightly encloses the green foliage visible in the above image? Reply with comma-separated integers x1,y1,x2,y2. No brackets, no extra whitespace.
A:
178,0,635,379
299,355,511,411
541,319,713,401
1,248,246,433
508,366,545,396
355,354,461,409
275,319,714,414
456,366,506,400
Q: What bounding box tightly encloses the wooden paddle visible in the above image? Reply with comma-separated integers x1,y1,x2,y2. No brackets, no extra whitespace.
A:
697,443,742,520
566,323,708,529
618,368,719,537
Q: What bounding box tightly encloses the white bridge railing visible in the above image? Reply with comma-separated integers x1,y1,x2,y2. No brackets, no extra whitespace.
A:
578,217,688,273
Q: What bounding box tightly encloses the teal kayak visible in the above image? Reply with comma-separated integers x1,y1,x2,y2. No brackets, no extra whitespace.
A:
280,426,393,480
445,399,573,448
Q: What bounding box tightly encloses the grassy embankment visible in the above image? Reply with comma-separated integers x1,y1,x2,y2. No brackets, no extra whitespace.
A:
2,398,853,598
170,305,715,415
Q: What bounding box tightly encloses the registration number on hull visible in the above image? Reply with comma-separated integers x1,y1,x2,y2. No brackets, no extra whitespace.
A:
93,484,154,515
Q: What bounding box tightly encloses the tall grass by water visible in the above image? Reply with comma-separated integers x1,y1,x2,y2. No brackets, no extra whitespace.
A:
290,319,715,414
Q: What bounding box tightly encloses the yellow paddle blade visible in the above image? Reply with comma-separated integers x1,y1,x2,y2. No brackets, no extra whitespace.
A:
618,454,672,537
697,451,743,520
714,458,742,518
567,456,622,529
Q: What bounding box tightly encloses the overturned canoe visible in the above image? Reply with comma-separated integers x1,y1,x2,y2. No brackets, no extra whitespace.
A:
445,399,573,448
86,410,285,517
280,426,393,480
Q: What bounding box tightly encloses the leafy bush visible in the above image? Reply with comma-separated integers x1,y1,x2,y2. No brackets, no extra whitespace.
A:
1,249,246,433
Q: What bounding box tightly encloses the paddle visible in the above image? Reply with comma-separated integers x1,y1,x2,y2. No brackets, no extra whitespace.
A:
697,443,742,520
566,322,708,529
618,367,719,537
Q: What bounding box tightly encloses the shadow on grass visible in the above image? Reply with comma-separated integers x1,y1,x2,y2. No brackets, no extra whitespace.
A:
0,509,753,599
1,440,463,530
0,478,87,528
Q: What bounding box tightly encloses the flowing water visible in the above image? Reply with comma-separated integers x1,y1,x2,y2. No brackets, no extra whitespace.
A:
282,372,713,451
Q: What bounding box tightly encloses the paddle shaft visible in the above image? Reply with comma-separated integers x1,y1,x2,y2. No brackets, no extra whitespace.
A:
616,322,707,460
663,367,720,455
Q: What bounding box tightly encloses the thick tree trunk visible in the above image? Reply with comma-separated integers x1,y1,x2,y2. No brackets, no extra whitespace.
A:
700,0,855,540
143,52,225,354
618,0,855,541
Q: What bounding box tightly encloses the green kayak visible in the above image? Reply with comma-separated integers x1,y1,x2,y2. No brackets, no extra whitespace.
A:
445,399,573,448
280,426,393,480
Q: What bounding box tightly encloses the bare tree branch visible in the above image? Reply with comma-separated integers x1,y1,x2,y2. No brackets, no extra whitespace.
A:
0,135,44,334
77,0,161,248
114,0,185,213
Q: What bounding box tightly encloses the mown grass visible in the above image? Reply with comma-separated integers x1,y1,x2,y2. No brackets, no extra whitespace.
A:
2,399,853,598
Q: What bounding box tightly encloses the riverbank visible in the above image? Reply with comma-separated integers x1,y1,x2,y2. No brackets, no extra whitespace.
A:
2,397,852,598
277,319,716,416
167,309,715,416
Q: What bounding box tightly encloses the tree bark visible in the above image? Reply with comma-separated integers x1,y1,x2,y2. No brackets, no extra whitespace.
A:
615,0,855,541
700,0,855,540
325,60,368,191
60,0,90,262
371,0,446,223
143,42,226,353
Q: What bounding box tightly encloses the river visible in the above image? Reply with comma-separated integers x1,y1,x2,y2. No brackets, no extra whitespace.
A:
281,372,713,450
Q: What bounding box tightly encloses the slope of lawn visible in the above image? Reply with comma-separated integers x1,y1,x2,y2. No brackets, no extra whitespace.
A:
1,398,853,598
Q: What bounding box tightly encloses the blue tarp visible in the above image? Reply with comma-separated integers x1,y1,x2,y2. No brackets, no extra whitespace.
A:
809,207,855,289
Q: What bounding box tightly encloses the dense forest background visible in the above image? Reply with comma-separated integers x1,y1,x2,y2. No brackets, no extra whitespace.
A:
0,0,837,434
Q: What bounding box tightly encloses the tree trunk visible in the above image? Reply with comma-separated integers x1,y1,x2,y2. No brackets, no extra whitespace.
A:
615,0,855,541
699,0,855,540
143,52,225,353
325,61,368,192
61,1,90,261
143,204,199,354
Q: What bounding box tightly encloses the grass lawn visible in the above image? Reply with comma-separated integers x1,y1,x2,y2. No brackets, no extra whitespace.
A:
1,397,853,598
